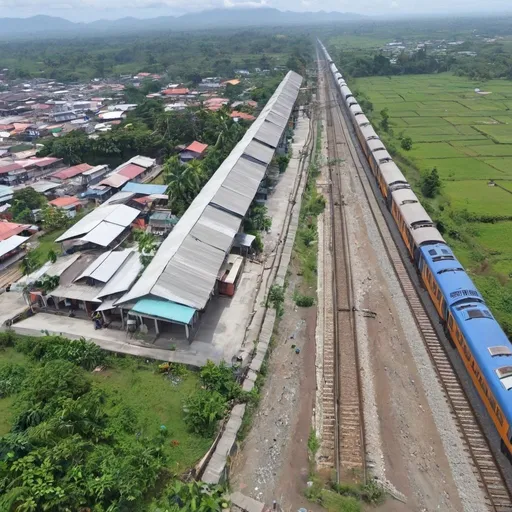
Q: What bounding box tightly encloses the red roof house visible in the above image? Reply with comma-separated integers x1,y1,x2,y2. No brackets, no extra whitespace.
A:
162,88,190,96
180,141,209,163
0,221,30,241
118,164,146,180
51,163,93,181
49,196,81,208
0,163,23,175
231,111,256,121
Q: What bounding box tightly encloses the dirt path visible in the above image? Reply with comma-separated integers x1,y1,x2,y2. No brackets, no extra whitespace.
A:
230,266,319,511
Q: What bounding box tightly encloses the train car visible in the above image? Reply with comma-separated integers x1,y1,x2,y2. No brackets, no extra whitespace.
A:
449,299,512,457
419,242,480,319
357,124,379,158
368,143,392,176
340,85,353,102
394,200,440,260
380,163,410,204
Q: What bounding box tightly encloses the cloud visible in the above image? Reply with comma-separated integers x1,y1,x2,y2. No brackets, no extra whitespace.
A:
223,0,267,7
390,0,399,7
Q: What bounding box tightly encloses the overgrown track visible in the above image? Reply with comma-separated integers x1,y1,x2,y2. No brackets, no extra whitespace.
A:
320,51,512,512
321,53,366,484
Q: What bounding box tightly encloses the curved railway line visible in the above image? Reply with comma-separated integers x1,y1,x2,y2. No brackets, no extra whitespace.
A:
319,49,512,511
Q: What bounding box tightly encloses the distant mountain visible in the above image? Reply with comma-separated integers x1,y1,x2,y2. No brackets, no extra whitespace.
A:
0,8,366,39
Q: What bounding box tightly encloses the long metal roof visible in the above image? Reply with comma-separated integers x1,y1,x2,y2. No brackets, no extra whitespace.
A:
75,248,133,283
119,70,303,310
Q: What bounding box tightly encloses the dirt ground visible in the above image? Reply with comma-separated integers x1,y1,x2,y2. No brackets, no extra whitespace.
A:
231,263,320,511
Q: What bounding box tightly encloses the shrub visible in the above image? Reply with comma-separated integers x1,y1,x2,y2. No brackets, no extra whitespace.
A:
15,335,106,371
183,389,227,437
294,293,315,307
200,360,242,400
268,284,285,316
0,363,28,397
0,331,15,349
400,136,413,151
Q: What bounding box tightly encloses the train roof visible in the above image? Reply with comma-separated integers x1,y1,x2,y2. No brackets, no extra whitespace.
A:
419,243,481,308
360,124,379,141
381,162,409,187
355,115,370,127
391,187,418,204
338,78,346,86
368,139,386,152
334,71,343,80
340,85,352,99
374,149,393,163
452,301,512,423
349,104,363,115
398,200,433,228
412,227,445,248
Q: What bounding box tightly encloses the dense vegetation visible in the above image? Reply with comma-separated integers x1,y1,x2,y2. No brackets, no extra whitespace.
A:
0,332,247,511
0,29,311,81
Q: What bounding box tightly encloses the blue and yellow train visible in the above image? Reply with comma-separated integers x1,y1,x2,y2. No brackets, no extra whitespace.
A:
319,40,512,459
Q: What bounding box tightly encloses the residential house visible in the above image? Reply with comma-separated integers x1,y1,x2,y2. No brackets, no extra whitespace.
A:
48,196,82,218
179,141,208,164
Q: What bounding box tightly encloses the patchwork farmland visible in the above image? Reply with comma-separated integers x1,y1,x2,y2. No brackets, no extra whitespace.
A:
353,72,512,333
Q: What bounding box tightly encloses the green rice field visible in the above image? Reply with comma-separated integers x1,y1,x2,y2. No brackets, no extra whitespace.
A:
352,72,512,333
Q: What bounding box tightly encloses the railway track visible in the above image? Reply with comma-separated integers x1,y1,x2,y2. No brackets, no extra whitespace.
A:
0,265,22,290
320,55,366,484
320,52,512,511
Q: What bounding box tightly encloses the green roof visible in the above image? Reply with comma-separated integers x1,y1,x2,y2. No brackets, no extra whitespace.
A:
131,298,195,324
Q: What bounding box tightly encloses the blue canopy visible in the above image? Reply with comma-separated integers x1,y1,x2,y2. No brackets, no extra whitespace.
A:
131,298,195,324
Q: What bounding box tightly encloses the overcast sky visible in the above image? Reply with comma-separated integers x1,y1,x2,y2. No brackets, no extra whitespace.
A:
0,0,511,22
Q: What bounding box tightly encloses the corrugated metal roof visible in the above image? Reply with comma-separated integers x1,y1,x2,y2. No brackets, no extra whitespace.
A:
96,251,142,299
99,173,130,188
0,235,28,258
243,140,275,165
128,155,155,169
76,249,133,283
119,70,303,310
81,222,126,247
122,182,167,195
50,283,102,302
56,204,139,242
118,164,145,180
254,120,283,148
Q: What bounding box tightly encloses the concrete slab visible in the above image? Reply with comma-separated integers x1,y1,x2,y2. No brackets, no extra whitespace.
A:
0,291,29,328
12,313,218,366
230,492,265,512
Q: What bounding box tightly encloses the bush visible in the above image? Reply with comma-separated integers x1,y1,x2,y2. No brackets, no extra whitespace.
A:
183,389,227,437
15,335,106,371
200,360,242,400
294,293,315,307
268,284,285,316
401,136,413,151
0,363,28,397
0,331,15,349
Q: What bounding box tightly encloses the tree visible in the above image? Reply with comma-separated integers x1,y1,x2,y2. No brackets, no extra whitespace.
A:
42,205,68,232
19,250,39,276
379,108,390,132
401,136,413,151
244,204,272,232
421,168,442,198
11,187,45,222
133,229,158,267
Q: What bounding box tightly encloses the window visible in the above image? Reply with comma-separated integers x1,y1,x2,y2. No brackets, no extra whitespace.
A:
429,249,437,256
489,346,512,357
448,316,454,328
436,289,442,302
450,289,480,299
441,248,450,255
466,309,492,320
438,267,463,274
496,366,512,390
496,366,512,378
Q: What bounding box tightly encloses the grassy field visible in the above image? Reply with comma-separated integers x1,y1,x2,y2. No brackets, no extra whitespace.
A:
352,71,512,332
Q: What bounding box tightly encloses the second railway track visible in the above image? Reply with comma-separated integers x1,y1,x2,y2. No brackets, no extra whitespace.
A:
320,51,512,512
321,55,366,484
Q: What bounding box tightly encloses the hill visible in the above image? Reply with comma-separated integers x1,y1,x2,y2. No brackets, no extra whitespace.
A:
0,8,366,39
